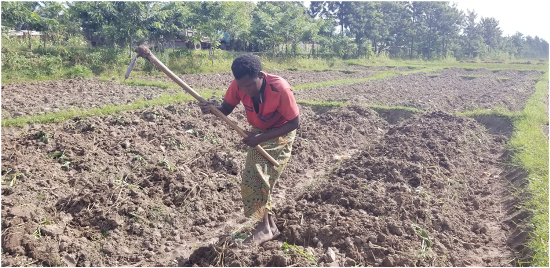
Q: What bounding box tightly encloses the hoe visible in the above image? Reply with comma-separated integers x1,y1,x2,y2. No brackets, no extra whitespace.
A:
125,45,280,167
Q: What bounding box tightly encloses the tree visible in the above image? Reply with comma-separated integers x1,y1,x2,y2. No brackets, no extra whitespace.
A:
347,2,382,56
436,3,463,58
461,9,485,58
480,17,502,53
510,32,525,58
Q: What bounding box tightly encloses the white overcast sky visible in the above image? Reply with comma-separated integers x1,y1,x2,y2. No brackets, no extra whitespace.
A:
302,1,550,41
453,0,549,41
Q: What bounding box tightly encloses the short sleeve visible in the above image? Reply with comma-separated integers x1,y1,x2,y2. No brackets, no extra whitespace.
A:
278,88,299,120
224,80,241,106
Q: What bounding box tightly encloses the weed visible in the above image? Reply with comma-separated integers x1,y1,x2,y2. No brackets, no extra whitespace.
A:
169,137,184,149
101,229,109,239
282,242,316,263
38,193,45,199
186,129,200,137
114,177,142,190
35,130,51,143
159,159,175,172
1,171,23,187
113,116,125,125
412,223,432,249
61,161,72,171
33,221,51,239
415,187,430,202
203,131,220,144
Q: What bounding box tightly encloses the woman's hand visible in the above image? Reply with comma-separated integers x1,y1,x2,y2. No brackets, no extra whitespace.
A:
242,131,263,147
198,100,217,114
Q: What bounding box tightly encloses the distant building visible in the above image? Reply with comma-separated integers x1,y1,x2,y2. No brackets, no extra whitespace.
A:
7,30,46,39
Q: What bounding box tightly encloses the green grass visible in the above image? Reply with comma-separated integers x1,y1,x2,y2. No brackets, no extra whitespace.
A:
1,89,224,127
507,74,549,266
121,78,179,89
456,106,517,119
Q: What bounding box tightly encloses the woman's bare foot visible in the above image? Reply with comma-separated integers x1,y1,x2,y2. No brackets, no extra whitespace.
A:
268,214,280,238
244,211,278,245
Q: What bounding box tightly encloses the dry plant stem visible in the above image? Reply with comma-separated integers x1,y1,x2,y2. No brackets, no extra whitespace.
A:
134,45,279,167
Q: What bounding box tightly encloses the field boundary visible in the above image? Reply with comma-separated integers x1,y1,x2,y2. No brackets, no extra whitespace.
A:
506,74,549,266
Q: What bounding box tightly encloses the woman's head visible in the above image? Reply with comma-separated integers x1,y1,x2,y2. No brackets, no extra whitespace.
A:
231,54,264,97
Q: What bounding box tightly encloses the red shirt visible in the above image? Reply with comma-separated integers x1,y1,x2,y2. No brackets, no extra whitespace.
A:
224,72,299,130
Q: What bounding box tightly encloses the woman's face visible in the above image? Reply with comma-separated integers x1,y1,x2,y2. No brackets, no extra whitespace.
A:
236,73,263,98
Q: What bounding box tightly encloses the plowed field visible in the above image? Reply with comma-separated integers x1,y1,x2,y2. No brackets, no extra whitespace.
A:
1,67,538,266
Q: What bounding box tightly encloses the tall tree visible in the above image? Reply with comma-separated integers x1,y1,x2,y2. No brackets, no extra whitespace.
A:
461,9,484,58
480,17,502,53
436,3,463,58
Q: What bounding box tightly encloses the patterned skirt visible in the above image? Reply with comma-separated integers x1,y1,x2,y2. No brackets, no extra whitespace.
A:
241,127,296,221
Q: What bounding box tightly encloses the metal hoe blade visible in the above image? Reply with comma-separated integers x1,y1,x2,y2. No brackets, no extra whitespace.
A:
125,56,138,80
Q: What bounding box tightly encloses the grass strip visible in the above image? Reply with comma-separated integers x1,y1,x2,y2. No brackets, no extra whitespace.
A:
455,106,518,120
507,74,549,266
121,78,180,89
1,89,225,127
293,71,399,91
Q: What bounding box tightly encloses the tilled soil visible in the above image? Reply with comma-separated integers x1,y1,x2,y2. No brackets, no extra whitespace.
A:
1,68,377,119
136,69,377,91
186,112,526,267
4,67,531,119
1,77,179,119
294,68,541,112
1,66,535,267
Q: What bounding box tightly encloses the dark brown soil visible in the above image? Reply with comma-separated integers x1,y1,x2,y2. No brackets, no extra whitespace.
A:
1,69,375,119
1,67,535,267
294,68,541,112
1,77,181,119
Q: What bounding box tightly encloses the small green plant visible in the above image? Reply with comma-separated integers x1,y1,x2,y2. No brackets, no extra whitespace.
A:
113,116,125,125
203,131,220,144
169,137,184,149
48,151,74,170
114,177,142,190
101,229,109,239
159,159,175,172
33,221,51,239
61,161,71,171
35,130,51,143
1,168,24,187
282,242,316,263
186,129,199,137
412,223,432,249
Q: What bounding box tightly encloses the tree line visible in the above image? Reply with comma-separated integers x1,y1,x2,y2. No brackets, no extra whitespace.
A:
2,1,548,60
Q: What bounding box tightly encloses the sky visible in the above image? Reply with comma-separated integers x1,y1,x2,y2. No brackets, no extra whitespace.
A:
302,0,550,42
453,0,550,41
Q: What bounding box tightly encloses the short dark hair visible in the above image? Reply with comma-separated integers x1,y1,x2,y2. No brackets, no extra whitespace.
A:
231,54,262,80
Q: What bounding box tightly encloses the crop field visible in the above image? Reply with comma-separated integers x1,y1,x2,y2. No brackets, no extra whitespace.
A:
1,63,548,267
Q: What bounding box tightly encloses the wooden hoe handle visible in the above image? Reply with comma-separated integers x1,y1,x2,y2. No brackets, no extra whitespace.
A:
134,46,280,167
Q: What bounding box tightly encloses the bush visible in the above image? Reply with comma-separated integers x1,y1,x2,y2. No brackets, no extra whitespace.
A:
63,65,93,78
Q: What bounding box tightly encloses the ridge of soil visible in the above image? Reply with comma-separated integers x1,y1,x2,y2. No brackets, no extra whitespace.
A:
1,103,526,267
294,68,540,112
3,67,537,119
1,68,378,119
